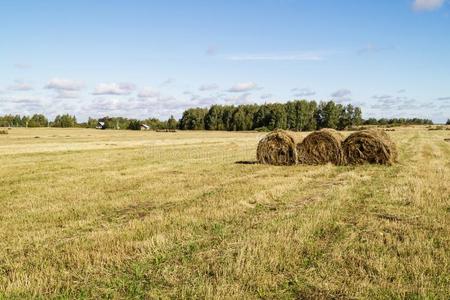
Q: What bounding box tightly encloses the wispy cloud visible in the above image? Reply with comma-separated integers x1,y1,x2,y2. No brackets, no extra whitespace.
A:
372,94,393,101
357,43,394,55
292,88,316,97
413,0,445,11
260,93,273,100
0,95,44,114
370,94,420,111
227,82,259,93
138,87,160,98
45,78,84,91
331,89,352,98
437,96,450,101
160,78,175,86
226,51,324,61
199,83,219,91
223,93,253,104
8,80,33,91
14,63,32,69
92,83,135,95
55,90,80,99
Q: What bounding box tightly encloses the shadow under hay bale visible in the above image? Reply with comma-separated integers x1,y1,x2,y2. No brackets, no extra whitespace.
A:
235,160,259,165
297,128,345,165
343,129,398,165
256,130,298,166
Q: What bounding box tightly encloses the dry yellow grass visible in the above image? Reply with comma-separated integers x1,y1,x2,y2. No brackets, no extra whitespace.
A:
0,127,449,298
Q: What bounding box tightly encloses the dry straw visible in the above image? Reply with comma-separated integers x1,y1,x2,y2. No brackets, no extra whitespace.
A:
297,128,345,165
343,129,398,165
257,130,298,165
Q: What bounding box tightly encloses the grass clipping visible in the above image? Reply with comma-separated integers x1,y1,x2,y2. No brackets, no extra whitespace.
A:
297,128,345,165
343,129,398,165
257,130,298,165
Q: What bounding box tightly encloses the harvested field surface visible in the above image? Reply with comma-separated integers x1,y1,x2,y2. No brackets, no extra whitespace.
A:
0,127,449,298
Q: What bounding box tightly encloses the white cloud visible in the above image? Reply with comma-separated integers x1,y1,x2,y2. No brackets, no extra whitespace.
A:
86,98,123,113
138,87,160,98
260,93,273,100
0,95,44,114
55,90,80,99
223,93,253,104
160,78,175,86
45,78,84,91
194,96,219,106
14,63,32,69
370,94,419,110
413,0,445,11
227,82,259,93
357,43,394,55
331,89,352,98
8,80,33,91
372,94,393,101
199,83,219,91
92,83,135,95
227,52,323,61
292,88,316,97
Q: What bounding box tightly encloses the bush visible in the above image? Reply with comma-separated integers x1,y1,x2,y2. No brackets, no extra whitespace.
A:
0,129,8,135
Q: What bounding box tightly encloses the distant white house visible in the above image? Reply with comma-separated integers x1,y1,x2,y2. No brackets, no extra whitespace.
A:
96,122,106,129
140,124,150,130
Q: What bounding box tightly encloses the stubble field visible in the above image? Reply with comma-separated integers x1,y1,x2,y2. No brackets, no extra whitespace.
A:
0,127,449,299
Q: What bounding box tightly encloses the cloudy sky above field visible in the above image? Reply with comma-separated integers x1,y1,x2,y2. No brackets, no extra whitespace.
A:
1,0,450,122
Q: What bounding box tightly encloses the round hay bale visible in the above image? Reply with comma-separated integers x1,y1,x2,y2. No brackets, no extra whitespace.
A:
257,130,298,165
343,129,398,165
297,128,345,165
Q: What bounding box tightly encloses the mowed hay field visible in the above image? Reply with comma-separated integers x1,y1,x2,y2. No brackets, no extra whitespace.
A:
0,128,449,299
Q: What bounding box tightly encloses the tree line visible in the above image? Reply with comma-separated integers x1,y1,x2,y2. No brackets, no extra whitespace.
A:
363,117,433,126
179,100,363,131
85,116,178,130
0,100,438,130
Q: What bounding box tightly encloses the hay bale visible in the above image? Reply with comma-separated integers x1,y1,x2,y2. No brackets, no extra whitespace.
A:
297,129,345,165
257,130,298,165
343,129,398,165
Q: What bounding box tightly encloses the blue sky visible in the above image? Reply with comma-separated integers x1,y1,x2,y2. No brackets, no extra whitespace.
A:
1,0,449,122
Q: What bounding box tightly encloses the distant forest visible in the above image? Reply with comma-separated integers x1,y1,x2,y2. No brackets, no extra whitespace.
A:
0,100,439,131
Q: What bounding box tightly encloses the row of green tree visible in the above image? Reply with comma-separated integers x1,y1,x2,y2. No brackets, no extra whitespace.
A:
0,114,177,129
85,116,178,130
0,114,50,127
363,117,434,126
0,114,78,128
179,100,363,131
